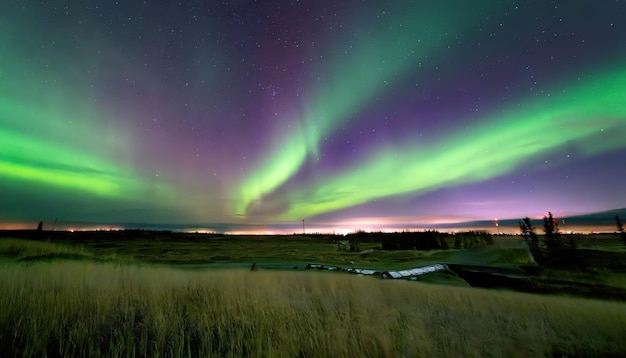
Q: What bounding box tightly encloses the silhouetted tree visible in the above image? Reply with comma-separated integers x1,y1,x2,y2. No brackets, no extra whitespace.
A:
36,221,43,231
543,212,561,253
617,215,626,245
519,217,538,247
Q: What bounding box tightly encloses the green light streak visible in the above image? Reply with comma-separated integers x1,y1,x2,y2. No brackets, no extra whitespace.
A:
274,67,626,219
235,3,490,216
0,78,175,203
1,129,132,197
0,161,122,196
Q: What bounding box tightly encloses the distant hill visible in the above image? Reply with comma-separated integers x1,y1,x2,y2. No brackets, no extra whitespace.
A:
432,208,626,233
561,208,626,225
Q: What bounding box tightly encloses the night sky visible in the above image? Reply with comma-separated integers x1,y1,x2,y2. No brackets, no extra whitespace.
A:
1,1,625,233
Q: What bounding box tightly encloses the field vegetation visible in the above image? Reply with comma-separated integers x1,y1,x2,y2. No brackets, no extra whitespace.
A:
0,231,464,269
2,258,626,357
1,232,625,356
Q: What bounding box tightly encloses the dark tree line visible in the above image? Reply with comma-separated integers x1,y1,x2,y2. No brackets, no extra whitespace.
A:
453,231,494,249
374,230,493,251
378,231,450,251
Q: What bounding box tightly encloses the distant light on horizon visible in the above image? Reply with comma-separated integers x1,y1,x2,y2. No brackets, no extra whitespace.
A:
1,217,622,236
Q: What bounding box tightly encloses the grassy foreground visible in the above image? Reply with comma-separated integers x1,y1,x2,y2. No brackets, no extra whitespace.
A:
2,260,626,357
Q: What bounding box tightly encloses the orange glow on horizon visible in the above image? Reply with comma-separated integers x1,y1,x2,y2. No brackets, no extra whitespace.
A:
0,220,620,235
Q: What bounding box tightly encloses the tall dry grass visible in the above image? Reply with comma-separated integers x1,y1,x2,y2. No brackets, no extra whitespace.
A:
0,238,93,260
1,260,626,357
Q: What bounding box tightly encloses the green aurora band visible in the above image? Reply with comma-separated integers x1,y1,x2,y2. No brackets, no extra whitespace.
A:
234,2,494,217
0,80,175,203
265,67,626,220
1,129,128,196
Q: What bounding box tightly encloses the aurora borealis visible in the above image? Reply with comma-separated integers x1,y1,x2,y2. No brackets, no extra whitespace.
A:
1,1,625,233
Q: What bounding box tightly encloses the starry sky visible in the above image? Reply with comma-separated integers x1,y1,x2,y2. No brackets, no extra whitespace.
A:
1,1,625,233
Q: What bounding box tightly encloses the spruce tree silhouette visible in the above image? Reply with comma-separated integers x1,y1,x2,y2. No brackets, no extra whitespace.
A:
519,217,538,247
543,212,561,253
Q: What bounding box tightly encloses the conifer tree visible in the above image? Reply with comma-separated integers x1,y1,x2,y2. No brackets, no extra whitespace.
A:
519,217,538,247
543,212,561,253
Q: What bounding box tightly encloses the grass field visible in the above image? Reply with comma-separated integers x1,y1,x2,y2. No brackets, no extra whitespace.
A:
1,233,625,357
0,230,527,269
2,260,626,357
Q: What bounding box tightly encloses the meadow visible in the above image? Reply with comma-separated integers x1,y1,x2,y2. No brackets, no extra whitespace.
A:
1,233,625,357
0,230,524,269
